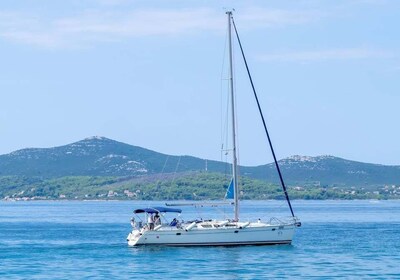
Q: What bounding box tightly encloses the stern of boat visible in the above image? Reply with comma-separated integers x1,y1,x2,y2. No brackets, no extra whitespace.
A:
127,229,142,246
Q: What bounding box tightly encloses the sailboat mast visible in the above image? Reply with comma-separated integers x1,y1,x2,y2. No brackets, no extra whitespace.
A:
227,11,239,221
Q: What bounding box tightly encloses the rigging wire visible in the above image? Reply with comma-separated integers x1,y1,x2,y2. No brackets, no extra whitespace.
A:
155,155,170,189
220,24,228,164
221,20,232,181
160,155,169,174
231,25,241,215
170,156,182,188
231,16,295,218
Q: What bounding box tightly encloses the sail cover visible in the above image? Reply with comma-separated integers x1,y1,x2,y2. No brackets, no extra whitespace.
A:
225,178,234,199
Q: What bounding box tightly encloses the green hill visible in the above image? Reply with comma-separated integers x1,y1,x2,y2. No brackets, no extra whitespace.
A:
1,137,399,200
243,155,400,187
0,136,227,177
1,137,399,187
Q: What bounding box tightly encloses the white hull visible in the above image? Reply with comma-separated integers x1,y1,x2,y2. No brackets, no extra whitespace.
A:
127,221,296,246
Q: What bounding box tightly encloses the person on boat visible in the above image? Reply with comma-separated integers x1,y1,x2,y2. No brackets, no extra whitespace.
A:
170,218,178,227
147,214,154,230
154,213,161,226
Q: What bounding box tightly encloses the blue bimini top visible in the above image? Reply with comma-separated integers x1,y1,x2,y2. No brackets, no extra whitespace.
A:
133,206,182,214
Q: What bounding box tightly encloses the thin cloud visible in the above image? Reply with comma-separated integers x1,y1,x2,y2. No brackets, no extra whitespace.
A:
240,7,322,28
56,9,223,36
0,7,322,49
0,9,223,49
258,48,395,62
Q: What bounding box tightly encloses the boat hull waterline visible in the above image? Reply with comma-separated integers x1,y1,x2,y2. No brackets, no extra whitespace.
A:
127,222,295,246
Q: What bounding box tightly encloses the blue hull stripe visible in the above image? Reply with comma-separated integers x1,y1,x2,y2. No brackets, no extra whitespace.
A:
136,240,292,247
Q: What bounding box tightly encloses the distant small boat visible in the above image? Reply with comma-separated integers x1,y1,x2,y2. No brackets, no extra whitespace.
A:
127,11,301,247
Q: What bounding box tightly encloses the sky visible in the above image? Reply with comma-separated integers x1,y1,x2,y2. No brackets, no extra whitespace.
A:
0,0,399,166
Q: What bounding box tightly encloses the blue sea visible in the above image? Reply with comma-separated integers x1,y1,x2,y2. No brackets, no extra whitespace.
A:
1,200,399,279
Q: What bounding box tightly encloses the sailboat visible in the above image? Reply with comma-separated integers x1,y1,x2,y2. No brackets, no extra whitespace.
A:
127,11,301,247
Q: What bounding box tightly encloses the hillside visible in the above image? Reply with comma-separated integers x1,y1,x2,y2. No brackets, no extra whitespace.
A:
2,172,399,201
0,137,399,188
0,137,227,177
243,155,400,187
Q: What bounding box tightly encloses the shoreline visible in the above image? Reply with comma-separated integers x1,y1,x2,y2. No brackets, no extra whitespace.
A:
2,198,400,202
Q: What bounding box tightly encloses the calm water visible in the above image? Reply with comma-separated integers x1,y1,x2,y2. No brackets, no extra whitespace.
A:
1,200,399,279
